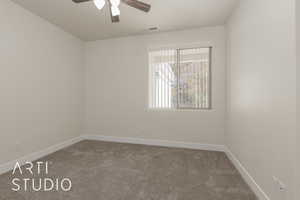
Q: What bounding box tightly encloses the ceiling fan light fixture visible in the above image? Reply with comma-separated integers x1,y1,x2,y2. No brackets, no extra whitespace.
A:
94,0,105,10
111,6,120,16
73,0,151,23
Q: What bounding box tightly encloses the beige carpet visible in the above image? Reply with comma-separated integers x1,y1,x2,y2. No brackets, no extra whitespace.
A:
0,140,257,200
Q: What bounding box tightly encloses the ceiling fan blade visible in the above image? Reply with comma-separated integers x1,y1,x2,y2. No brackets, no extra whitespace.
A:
122,0,151,12
72,0,91,3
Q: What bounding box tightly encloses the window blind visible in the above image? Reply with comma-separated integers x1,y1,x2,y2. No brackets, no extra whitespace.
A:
149,47,211,109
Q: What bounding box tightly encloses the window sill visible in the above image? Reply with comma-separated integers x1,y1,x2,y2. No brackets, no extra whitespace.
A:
146,108,213,112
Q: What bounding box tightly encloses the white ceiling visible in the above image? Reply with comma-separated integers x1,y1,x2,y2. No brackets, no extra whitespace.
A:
11,0,238,41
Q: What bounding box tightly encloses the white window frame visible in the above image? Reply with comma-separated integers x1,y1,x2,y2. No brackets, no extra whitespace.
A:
148,45,212,111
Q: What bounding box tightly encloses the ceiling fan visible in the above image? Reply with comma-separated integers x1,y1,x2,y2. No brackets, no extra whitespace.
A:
72,0,151,23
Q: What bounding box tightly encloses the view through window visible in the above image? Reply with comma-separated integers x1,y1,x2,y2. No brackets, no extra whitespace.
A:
149,47,211,109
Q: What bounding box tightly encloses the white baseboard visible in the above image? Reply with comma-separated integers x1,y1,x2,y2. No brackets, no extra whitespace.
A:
0,136,83,175
225,148,270,200
81,134,226,152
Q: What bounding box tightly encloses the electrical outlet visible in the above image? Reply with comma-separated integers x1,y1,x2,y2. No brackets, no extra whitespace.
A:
273,176,286,191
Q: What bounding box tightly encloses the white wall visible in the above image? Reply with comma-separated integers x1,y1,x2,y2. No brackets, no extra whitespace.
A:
85,27,226,145
226,0,296,200
296,0,300,199
0,0,84,165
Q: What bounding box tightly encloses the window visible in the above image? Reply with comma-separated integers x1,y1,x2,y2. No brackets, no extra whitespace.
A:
149,47,211,110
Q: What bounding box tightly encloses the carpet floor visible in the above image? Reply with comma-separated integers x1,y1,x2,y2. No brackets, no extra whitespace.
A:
0,140,257,200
